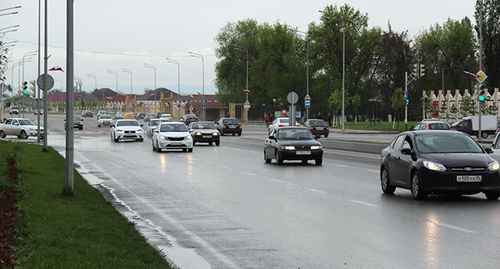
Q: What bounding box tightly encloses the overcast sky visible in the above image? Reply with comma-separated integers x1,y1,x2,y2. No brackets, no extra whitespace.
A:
2,0,475,95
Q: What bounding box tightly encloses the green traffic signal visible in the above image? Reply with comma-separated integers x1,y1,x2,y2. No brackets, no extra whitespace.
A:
23,89,29,96
479,96,485,101
486,96,491,101
405,99,409,106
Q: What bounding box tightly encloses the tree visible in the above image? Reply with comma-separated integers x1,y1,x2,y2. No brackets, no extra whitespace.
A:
475,0,500,88
391,88,404,125
460,95,477,116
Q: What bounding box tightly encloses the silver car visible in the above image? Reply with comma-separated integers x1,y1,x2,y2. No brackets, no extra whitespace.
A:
98,114,114,127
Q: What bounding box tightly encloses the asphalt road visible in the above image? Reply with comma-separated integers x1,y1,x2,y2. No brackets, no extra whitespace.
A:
5,114,500,268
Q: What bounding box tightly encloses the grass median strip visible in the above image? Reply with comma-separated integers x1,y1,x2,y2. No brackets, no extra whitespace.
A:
0,141,173,268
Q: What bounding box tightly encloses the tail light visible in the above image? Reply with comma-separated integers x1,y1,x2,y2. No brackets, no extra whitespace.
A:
278,124,285,127
309,126,314,130
326,127,329,131
239,125,242,129
223,125,227,129
428,125,431,130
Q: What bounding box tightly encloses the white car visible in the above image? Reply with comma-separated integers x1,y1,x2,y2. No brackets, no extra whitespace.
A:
152,122,193,152
97,114,114,127
159,113,173,122
0,118,44,139
110,119,144,142
268,117,301,134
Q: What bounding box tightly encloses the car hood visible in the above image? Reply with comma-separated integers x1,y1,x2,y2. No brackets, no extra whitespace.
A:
421,153,494,167
158,131,190,137
277,139,321,147
115,126,142,131
191,129,218,134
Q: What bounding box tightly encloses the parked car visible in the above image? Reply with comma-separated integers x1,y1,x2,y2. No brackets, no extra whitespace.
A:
160,113,173,122
97,114,114,127
180,114,199,125
264,127,323,165
215,118,242,136
81,110,93,118
268,117,300,134
380,130,500,200
151,122,193,152
411,119,451,131
0,118,44,139
64,116,83,130
123,112,136,119
110,119,144,142
114,112,125,119
144,113,155,122
188,122,220,146
303,119,329,138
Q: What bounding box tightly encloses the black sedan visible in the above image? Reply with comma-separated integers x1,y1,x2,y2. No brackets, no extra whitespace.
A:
264,127,323,165
303,119,329,138
216,118,242,136
188,122,220,146
380,130,500,200
64,116,83,130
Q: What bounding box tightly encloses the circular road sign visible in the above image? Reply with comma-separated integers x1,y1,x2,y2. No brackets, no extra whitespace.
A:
37,74,55,90
287,91,299,104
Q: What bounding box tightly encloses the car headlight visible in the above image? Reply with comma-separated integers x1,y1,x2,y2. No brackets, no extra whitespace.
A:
184,135,192,140
136,129,143,133
423,161,446,172
159,135,168,140
489,161,500,171
212,132,219,136
117,129,124,133
194,132,202,136
311,145,322,150
281,145,295,150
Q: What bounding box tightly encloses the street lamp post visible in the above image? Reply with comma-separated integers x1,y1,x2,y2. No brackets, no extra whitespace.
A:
233,45,250,123
166,58,180,95
144,63,157,113
296,30,310,120
319,10,346,130
0,6,21,17
189,52,205,121
121,68,133,94
107,70,118,98
87,73,101,108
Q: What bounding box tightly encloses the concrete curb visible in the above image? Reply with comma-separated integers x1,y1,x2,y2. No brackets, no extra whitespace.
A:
321,139,387,154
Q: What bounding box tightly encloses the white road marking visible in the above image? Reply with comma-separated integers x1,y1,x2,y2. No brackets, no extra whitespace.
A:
249,150,258,154
308,188,326,194
272,179,285,183
335,164,348,168
245,172,257,177
367,169,379,173
349,200,381,208
433,221,476,234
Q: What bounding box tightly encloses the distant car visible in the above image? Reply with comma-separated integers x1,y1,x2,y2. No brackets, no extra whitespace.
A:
152,122,193,152
81,110,93,118
123,112,136,119
180,114,199,125
380,130,500,200
268,117,300,134
154,112,163,118
411,120,451,130
144,113,155,122
65,116,83,130
110,119,144,142
145,118,170,138
303,119,329,138
114,112,125,119
34,109,44,115
160,113,173,122
136,112,147,120
188,122,220,146
264,127,323,165
97,110,107,118
216,118,242,136
97,114,114,127
9,106,19,115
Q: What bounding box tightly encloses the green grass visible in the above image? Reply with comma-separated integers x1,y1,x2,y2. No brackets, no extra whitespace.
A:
0,141,173,269
330,121,418,132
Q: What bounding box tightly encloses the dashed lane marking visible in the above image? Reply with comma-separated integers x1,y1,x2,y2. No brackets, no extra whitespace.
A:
349,200,381,208
308,188,326,194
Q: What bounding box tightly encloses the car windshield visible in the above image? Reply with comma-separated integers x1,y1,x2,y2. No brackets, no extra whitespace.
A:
18,119,35,125
116,121,139,127
277,129,314,140
310,120,326,126
223,119,239,124
100,115,112,119
150,120,160,126
416,134,483,153
192,123,215,129
428,123,450,130
160,124,188,132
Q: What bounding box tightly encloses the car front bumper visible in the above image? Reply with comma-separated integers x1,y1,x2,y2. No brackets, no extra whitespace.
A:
193,134,220,143
278,149,323,161
420,169,500,194
115,131,144,141
158,138,193,149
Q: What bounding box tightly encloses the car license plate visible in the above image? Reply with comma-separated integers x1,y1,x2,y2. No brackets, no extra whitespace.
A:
456,175,482,183
316,127,324,130
296,151,311,155
170,142,182,145
202,135,211,138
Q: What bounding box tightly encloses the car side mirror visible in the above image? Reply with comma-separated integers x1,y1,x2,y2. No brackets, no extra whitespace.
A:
401,148,412,155
110,124,115,127
409,126,415,131
140,124,143,127
269,134,275,140
485,147,493,154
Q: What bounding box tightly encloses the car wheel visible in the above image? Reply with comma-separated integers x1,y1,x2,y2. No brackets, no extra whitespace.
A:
79,126,83,130
276,152,284,165
98,125,101,127
19,130,28,139
411,172,427,200
232,133,235,136
238,132,241,136
215,141,220,146
0,130,5,138
315,158,322,165
113,135,119,143
485,192,500,200
220,132,224,136
188,148,193,152
325,133,329,138
152,141,157,151
193,141,196,146
380,167,396,194
482,132,489,139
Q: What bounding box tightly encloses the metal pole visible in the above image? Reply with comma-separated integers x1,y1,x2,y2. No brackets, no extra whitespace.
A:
122,68,132,94
341,28,345,130
37,0,41,143
43,0,48,150
306,35,309,120
405,72,408,131
166,58,181,95
189,52,205,121
65,0,74,193
144,63,157,113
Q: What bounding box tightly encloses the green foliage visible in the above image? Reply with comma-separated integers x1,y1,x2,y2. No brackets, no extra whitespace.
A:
391,88,404,112
460,95,477,116
475,0,500,88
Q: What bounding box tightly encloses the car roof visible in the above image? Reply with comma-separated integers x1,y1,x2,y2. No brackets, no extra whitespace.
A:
403,130,465,136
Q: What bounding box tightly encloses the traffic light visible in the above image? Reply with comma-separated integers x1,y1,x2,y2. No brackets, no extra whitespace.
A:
405,98,409,106
419,64,425,77
478,86,485,101
412,64,418,76
22,81,28,96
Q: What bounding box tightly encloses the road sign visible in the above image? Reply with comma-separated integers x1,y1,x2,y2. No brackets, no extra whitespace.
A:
304,100,310,108
476,70,487,84
287,91,299,104
37,74,54,90
244,101,251,109
304,93,311,100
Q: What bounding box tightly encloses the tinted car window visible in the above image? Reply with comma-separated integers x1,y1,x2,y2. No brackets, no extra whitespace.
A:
392,135,406,150
160,124,187,132
278,129,313,140
222,119,239,124
429,123,450,130
117,121,139,127
416,134,483,153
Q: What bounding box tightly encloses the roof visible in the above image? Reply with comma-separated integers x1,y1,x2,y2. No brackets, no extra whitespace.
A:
47,92,84,102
